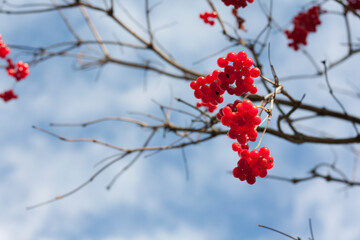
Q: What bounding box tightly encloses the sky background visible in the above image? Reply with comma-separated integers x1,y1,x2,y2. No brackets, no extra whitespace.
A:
1,0,360,239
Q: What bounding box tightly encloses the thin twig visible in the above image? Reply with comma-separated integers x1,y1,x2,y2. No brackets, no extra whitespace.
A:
258,224,300,240
322,60,358,134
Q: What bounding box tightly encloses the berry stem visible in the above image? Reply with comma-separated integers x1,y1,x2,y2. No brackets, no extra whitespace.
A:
257,105,270,113
254,114,271,150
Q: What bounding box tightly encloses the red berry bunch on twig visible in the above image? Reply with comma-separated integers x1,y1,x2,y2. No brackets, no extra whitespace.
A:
199,11,217,26
6,59,29,81
346,0,360,11
232,145,274,184
190,51,260,112
190,51,274,185
221,0,254,9
217,99,261,144
0,34,29,102
0,36,10,58
284,6,323,51
0,89,18,102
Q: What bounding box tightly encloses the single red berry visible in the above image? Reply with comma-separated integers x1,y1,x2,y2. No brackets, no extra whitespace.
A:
243,58,253,68
248,105,258,116
249,85,257,94
237,51,247,61
250,150,259,160
259,169,267,178
226,52,237,62
259,147,270,157
223,106,232,116
233,167,241,178
250,67,260,78
217,57,229,68
253,115,261,125
246,175,256,185
241,100,253,110
240,149,250,159
210,12,217,18
190,81,198,89
232,142,241,151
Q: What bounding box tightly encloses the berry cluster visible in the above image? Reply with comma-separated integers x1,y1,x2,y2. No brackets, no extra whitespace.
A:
0,36,10,58
0,34,29,102
199,11,217,26
190,51,274,185
6,59,29,81
191,51,260,112
284,6,322,51
216,99,261,144
0,89,18,102
216,51,259,96
190,70,224,109
232,145,274,184
347,0,360,10
216,99,273,185
221,0,254,9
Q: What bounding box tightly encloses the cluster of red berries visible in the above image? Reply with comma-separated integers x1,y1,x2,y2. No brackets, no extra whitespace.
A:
6,59,29,81
191,70,224,109
0,34,29,102
0,89,18,102
284,6,322,51
232,145,274,184
190,51,260,112
0,36,10,58
216,51,259,96
190,51,274,185
199,11,217,26
216,99,261,144
221,0,254,9
216,99,273,184
347,0,360,10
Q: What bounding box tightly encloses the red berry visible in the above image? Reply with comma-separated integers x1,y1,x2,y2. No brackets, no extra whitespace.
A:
241,149,250,159
250,67,261,78
259,170,267,178
246,175,256,184
210,12,217,18
259,147,270,157
248,105,258,116
243,58,253,68
190,81,198,89
250,150,259,160
217,57,229,68
233,167,241,178
249,85,257,94
226,52,237,62
237,51,247,61
241,100,252,110
232,142,241,151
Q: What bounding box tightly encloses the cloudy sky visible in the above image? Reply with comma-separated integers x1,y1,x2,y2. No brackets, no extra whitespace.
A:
1,0,360,239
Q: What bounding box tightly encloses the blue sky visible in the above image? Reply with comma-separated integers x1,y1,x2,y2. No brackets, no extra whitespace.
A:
1,0,360,239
